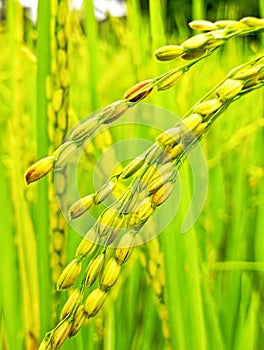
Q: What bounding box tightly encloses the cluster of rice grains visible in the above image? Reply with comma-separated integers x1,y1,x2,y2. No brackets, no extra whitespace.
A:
24,17,264,349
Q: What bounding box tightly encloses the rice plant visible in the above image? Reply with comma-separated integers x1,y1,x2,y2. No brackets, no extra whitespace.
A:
1,1,264,350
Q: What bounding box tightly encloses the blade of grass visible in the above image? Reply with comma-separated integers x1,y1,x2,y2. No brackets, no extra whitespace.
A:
161,161,207,350
192,0,205,21
36,0,52,333
149,0,166,50
84,0,100,110
0,154,23,350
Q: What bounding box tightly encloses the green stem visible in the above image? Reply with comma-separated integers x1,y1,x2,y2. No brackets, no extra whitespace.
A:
36,0,52,333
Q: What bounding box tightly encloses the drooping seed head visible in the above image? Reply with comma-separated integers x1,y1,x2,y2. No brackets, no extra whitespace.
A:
57,258,82,290
25,156,56,184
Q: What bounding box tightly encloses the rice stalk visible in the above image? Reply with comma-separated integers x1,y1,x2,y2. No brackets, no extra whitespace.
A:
23,13,264,349
25,17,264,187
36,0,53,334
33,52,264,348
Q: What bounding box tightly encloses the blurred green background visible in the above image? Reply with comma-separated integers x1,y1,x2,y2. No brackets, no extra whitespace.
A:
0,1,264,349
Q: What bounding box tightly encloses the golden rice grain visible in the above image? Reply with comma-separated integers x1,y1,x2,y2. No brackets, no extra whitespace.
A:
25,156,55,184
75,229,98,258
50,320,71,348
57,258,82,290
157,69,184,90
124,80,153,102
168,143,183,160
214,20,237,29
182,33,209,50
148,169,174,193
115,232,135,264
151,181,175,206
189,20,217,31
182,48,206,60
69,194,96,220
216,79,244,100
240,16,264,27
154,45,184,61
232,65,263,80
156,127,181,147
193,99,223,116
85,253,105,288
70,117,98,141
84,288,107,318
52,88,64,112
120,157,145,179
97,209,123,236
38,338,52,350
96,179,117,203
53,141,78,168
101,100,129,124
69,305,87,337
129,198,155,227
100,257,121,291
60,288,83,319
